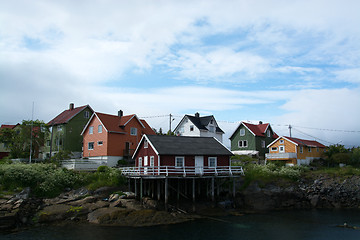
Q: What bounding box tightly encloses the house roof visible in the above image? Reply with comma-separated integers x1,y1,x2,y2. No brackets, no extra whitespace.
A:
267,136,326,148
82,112,155,135
143,135,233,156
48,105,92,126
177,114,224,133
0,124,19,129
229,121,278,139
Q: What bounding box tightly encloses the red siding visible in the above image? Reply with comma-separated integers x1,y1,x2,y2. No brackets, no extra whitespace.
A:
134,139,158,167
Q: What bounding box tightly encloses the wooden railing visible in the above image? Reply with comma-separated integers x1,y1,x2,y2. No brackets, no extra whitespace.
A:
119,165,244,177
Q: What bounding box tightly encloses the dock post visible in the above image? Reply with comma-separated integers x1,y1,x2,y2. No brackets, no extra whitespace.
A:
192,178,196,212
134,179,138,199
211,177,215,202
165,178,168,210
232,178,236,197
140,178,143,201
157,180,161,201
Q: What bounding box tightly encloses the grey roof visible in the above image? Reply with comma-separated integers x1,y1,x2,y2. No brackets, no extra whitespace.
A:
185,115,224,133
146,135,232,156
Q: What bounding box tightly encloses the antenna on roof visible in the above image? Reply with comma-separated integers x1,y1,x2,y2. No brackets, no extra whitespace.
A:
289,124,292,138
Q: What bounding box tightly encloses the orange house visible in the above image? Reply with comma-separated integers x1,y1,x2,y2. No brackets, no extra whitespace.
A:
266,136,326,165
81,111,155,166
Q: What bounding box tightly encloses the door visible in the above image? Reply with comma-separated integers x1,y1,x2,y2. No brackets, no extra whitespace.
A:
195,156,204,175
144,156,148,174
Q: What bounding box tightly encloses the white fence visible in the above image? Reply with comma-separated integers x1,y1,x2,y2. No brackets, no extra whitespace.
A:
265,152,297,160
119,165,244,177
61,159,108,171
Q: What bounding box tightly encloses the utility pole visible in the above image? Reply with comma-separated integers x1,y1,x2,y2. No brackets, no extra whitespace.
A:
169,113,172,133
289,124,292,138
29,102,34,163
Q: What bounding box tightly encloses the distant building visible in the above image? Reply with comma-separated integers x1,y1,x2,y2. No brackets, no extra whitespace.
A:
173,112,224,143
266,136,326,165
45,103,94,159
229,121,278,158
81,110,155,166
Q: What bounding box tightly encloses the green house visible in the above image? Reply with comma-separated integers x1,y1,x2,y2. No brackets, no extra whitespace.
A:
44,103,94,159
229,121,278,158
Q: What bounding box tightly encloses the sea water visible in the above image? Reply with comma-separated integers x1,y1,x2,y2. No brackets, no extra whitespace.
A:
1,209,360,240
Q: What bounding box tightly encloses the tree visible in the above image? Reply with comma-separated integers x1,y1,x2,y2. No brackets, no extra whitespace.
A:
325,144,350,166
0,120,49,159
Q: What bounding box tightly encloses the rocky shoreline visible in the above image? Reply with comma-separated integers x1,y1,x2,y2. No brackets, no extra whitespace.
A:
1,175,360,232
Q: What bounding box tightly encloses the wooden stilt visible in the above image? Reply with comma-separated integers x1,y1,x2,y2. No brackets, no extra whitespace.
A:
157,180,161,201
192,178,196,212
232,178,236,197
140,178,143,201
134,179,138,199
211,177,215,202
165,178,168,210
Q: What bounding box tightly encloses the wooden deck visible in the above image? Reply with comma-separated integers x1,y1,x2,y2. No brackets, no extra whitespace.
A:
119,165,244,178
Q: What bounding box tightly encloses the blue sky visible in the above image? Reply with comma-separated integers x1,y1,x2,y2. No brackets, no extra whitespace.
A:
1,0,359,148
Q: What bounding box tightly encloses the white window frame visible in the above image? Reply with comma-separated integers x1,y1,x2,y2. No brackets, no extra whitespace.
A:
175,156,185,168
98,125,102,133
208,157,217,168
279,139,284,144
271,147,277,151
308,147,312,152
240,128,245,136
144,139,148,148
261,140,266,148
279,146,285,153
138,157,142,167
89,126,93,134
97,141,103,146
267,129,271,137
150,156,154,167
88,142,94,150
84,111,90,118
130,127,137,136
238,140,248,148
190,125,194,132
300,146,303,153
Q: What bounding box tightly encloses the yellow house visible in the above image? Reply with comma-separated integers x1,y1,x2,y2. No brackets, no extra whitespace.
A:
266,136,326,165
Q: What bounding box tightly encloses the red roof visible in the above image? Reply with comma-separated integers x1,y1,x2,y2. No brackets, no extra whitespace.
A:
243,122,278,138
95,112,155,134
0,124,19,129
286,137,326,148
48,105,91,126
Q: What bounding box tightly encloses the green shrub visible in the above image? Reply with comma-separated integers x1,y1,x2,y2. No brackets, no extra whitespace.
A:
86,167,126,190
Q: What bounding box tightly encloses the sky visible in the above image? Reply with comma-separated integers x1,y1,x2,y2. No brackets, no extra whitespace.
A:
1,0,359,148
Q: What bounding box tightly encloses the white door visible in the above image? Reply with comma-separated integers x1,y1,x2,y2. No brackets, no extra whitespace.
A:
144,156,148,174
195,156,204,175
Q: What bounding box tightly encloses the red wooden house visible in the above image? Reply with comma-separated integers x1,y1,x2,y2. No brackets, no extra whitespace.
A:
81,110,155,167
124,135,243,176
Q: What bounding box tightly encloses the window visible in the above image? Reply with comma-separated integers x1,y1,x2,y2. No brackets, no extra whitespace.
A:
267,129,271,137
279,146,285,153
89,126,93,134
300,146,303,153
175,156,184,168
98,125,102,133
190,125,194,131
138,157,142,167
150,156,154,167
308,147,312,152
208,157,217,168
98,141,103,146
238,140,248,148
57,125,62,131
88,142,94,150
144,139,148,148
130,127,137,136
261,140,266,148
240,128,245,136
271,147,277,151
317,147,319,152
47,140,51,147
280,139,284,144
84,111,90,118
209,125,215,133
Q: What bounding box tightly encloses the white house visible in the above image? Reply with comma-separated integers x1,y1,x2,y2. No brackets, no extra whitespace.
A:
173,112,224,143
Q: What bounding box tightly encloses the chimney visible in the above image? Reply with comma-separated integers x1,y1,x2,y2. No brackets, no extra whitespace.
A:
195,112,200,118
118,110,123,117
69,103,74,110
259,121,263,125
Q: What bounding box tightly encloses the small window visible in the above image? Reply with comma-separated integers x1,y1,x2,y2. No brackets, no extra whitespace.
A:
89,126,93,134
144,139,148,148
317,147,319,152
308,147,312,152
88,142,94,150
130,127,137,136
98,141,103,146
84,111,90,118
209,125,215,133
47,140,51,147
267,129,271,137
138,157,142,167
279,146,285,153
150,156,154,167
208,157,217,168
280,139,284,144
240,128,245,136
300,146,303,153
261,140,266,148
98,125,102,133
190,125,194,131
238,140,248,148
175,156,184,168
271,147,277,151
57,125,62,131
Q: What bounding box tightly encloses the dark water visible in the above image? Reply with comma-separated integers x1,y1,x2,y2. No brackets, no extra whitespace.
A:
1,209,360,240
